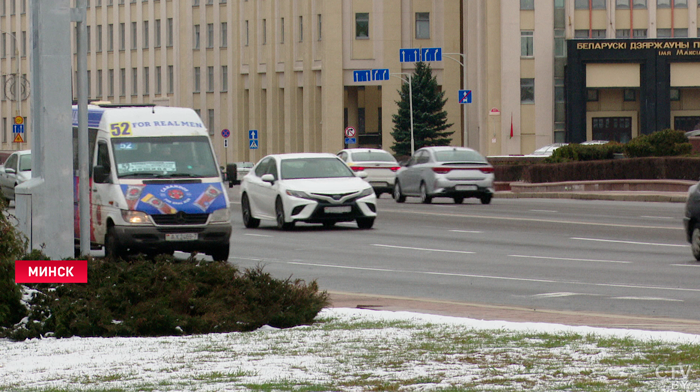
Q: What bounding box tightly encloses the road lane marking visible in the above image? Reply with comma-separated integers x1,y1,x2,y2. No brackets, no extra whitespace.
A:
509,254,632,264
671,264,700,268
530,209,558,213
380,208,682,230
531,292,598,298
244,233,273,238
259,259,700,294
449,230,483,234
571,237,687,247
640,216,675,220
612,296,683,302
372,244,475,254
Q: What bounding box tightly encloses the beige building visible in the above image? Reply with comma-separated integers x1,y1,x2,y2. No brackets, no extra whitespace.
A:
3,0,700,160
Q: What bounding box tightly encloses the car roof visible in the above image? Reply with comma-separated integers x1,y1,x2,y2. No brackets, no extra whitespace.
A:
269,152,338,160
418,146,479,153
340,148,391,153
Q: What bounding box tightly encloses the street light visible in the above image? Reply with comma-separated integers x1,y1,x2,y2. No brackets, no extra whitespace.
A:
445,52,467,148
392,72,414,155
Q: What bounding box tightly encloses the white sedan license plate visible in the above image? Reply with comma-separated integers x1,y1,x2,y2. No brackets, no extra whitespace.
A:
165,233,198,241
324,206,352,214
455,185,477,191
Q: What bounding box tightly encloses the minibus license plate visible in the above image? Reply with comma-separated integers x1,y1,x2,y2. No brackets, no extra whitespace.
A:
165,233,198,241
324,206,351,214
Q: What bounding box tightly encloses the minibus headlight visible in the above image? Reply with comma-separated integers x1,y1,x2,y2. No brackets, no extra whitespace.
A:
121,210,152,225
210,207,231,223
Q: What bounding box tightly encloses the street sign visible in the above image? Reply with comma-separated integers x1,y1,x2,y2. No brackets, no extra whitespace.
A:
353,70,372,82
13,133,24,143
345,137,356,144
372,69,389,81
221,129,230,138
459,90,472,104
13,124,24,134
345,126,356,138
249,139,259,149
14,116,23,125
400,48,420,63
224,139,229,148
421,47,443,62
248,129,258,140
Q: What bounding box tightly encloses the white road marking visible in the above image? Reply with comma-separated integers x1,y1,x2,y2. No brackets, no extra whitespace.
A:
509,254,632,264
449,230,483,234
244,233,273,238
571,237,687,247
671,264,700,268
640,216,675,220
274,260,700,294
530,209,558,213
531,292,595,298
372,244,475,254
380,208,682,230
612,296,683,302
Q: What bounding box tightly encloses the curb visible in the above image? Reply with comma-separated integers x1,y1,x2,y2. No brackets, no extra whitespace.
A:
494,191,688,203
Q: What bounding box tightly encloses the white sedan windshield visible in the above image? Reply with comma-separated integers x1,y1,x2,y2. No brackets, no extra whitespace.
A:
281,158,355,180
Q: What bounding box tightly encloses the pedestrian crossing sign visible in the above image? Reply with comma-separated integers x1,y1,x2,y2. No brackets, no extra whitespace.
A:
13,133,24,143
249,139,259,149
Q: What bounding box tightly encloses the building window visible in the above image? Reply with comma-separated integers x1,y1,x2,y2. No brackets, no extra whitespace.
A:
670,88,681,101
355,13,369,39
555,79,565,103
635,0,647,6
624,89,636,101
87,70,91,98
317,14,321,41
194,24,200,49
119,23,125,50
521,78,534,103
657,28,672,37
108,69,114,96
154,20,161,48
120,68,126,96
521,31,533,57
521,0,534,9
208,109,214,135
576,0,606,8
554,29,566,57
207,66,214,92
194,67,200,92
587,89,599,102
262,19,267,45
156,66,161,95
132,67,138,95
617,0,646,7
22,31,26,56
221,65,228,92
280,18,285,43
245,20,249,46
415,13,429,39
131,22,137,50
658,0,687,7
108,24,113,51
299,16,304,41
97,69,103,98
193,0,199,5
167,18,174,47
144,67,149,95
207,23,214,48
143,21,149,48
220,22,227,47
168,65,174,94
97,25,102,52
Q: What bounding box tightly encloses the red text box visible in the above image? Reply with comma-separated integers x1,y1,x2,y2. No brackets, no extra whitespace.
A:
15,260,88,283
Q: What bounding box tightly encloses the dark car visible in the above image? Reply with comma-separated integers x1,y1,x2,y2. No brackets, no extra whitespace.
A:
684,182,700,260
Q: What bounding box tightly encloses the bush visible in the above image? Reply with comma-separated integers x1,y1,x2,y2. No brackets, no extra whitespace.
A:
546,142,624,163
624,129,692,158
0,199,28,329
2,255,330,340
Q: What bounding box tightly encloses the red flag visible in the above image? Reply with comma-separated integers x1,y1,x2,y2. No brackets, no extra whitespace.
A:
510,114,514,139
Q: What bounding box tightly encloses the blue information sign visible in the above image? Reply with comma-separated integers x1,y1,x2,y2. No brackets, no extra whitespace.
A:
12,124,24,134
353,70,372,82
400,48,420,63
421,47,443,62
345,137,356,145
249,130,258,140
372,69,389,81
459,90,472,104
249,139,259,149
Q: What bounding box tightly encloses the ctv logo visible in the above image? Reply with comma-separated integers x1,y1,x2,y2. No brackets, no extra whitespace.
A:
15,260,88,283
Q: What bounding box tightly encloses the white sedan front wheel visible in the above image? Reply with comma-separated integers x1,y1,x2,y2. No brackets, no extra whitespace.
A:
692,225,700,261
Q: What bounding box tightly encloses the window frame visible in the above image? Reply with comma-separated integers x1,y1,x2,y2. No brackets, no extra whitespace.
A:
355,13,369,39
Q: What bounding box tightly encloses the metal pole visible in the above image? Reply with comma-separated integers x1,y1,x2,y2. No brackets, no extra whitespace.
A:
76,0,90,257
1,30,21,148
408,74,414,155
445,53,467,148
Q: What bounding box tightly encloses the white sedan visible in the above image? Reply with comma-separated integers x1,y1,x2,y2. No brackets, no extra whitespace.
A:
0,149,31,203
240,153,377,230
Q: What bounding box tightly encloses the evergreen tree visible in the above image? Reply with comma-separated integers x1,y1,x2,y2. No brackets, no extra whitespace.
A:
390,62,454,157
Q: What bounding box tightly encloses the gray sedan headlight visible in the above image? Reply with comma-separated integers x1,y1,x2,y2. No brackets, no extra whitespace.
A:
358,187,374,198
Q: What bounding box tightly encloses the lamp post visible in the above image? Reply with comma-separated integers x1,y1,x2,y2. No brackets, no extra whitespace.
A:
445,53,467,148
392,72,414,155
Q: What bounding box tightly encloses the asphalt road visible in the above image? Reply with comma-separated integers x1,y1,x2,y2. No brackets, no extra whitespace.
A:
225,188,699,322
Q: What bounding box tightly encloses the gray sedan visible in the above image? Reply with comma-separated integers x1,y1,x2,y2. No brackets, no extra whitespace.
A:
393,146,494,204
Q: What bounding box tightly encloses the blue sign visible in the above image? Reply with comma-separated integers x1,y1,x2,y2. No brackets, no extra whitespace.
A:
12,124,24,134
372,69,390,81
221,129,230,138
345,137,356,144
400,48,420,63
249,129,258,140
421,47,443,62
459,90,472,104
249,139,259,149
353,70,372,82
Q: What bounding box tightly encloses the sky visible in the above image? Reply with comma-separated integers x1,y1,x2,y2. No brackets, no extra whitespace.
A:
2,307,700,391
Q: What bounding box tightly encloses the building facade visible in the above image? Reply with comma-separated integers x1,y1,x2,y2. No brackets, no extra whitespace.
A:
2,0,700,161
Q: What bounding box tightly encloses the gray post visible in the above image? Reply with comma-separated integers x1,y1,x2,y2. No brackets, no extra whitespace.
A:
74,0,89,257
16,0,74,259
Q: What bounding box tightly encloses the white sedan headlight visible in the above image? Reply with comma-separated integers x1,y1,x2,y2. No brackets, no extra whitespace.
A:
210,207,231,223
286,189,315,200
121,210,152,225
358,187,374,198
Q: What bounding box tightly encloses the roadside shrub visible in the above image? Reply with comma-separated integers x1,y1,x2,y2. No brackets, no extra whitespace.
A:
624,129,691,158
2,254,330,341
0,199,28,329
546,142,624,163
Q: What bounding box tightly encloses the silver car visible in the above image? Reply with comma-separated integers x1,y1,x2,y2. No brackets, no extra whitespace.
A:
337,148,400,197
393,146,494,204
0,149,31,203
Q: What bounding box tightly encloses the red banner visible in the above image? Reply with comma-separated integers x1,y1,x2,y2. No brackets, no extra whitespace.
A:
15,260,88,283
